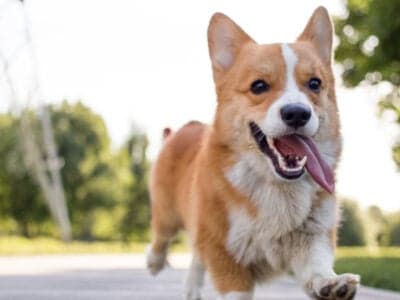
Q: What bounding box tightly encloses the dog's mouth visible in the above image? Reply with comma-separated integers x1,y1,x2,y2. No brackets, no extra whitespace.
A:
249,121,334,193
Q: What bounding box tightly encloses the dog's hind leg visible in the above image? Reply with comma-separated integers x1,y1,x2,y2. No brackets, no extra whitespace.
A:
146,221,179,275
146,234,170,276
146,187,180,276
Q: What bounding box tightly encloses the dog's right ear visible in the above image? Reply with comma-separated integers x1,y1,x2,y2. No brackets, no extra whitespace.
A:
208,13,254,82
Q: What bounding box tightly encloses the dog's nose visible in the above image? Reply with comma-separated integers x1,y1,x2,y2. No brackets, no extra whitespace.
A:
280,103,311,129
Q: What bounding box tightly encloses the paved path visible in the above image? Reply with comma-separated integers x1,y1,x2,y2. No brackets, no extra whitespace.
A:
0,254,399,300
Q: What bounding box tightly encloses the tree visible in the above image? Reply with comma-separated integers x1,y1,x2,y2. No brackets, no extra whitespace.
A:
50,101,124,240
0,103,122,239
119,130,150,242
338,199,366,246
386,211,400,246
389,222,400,246
335,0,400,87
0,101,152,241
366,206,389,246
0,114,50,237
335,0,400,166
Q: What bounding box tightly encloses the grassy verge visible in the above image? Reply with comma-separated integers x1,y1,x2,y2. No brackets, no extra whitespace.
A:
335,247,400,292
0,236,188,255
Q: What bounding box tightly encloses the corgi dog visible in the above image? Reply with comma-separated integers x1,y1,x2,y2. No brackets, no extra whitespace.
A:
147,6,360,300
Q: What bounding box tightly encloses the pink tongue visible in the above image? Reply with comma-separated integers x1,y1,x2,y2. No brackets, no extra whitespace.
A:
275,135,335,193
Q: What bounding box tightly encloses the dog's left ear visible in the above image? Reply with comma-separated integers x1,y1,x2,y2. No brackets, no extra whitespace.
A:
297,6,333,65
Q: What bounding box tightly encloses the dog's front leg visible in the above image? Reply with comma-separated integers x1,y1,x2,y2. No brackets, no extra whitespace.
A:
200,243,254,300
291,200,360,299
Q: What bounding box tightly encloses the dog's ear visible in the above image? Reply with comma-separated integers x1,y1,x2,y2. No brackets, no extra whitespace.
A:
208,13,254,81
297,6,333,65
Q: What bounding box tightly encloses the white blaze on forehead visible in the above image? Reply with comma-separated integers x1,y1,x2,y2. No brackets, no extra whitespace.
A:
281,43,298,92
261,44,319,137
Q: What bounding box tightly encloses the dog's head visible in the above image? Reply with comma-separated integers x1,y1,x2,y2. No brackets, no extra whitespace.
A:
208,7,340,193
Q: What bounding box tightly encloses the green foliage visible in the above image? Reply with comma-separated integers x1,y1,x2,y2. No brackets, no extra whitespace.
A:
390,223,400,246
366,205,390,246
387,212,400,246
335,0,400,87
338,199,366,246
119,131,150,242
335,0,400,168
378,88,400,167
0,114,49,237
50,102,125,239
335,0,400,248
0,102,151,241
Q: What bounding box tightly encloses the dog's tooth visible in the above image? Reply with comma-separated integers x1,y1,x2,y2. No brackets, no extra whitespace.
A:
266,137,274,148
277,153,286,168
298,156,307,167
281,163,290,171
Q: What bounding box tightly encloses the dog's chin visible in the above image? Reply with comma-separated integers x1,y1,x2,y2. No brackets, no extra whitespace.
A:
249,122,306,181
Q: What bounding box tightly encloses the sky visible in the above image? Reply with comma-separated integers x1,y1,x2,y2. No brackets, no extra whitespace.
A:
0,0,399,211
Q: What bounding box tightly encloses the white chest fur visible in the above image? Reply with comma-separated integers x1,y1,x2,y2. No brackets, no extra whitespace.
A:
225,152,336,270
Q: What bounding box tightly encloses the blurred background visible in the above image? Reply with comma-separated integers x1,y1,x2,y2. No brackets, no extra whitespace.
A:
0,0,399,293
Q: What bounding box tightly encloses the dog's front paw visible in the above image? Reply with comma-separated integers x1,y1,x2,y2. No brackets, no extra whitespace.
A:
307,273,360,300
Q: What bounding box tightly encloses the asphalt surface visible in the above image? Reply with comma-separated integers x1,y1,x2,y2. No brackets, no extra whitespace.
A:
0,254,399,300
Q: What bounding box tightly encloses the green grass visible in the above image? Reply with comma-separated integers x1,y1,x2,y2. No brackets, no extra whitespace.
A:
0,238,399,292
0,236,188,255
336,247,400,258
335,247,400,292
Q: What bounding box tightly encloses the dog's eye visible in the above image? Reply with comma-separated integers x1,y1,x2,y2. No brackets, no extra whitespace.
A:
250,79,269,95
308,77,321,93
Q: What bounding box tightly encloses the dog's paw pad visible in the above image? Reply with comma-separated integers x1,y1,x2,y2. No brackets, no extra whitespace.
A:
319,284,333,297
335,284,348,297
309,273,360,300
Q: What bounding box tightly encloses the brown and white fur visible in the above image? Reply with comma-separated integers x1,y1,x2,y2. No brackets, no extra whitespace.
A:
147,7,360,300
